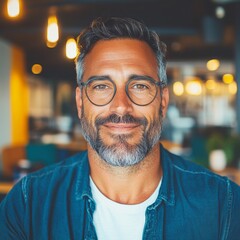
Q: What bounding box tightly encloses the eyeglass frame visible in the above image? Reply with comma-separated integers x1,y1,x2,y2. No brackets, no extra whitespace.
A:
79,75,165,107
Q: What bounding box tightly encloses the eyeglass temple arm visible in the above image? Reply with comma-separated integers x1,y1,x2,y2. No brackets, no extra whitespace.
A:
157,81,167,88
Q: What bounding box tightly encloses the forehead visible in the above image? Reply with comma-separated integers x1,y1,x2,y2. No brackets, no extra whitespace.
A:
82,39,158,78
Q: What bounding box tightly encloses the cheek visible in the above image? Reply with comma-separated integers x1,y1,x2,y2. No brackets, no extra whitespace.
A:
82,99,96,124
82,99,109,125
140,98,162,122
145,110,160,127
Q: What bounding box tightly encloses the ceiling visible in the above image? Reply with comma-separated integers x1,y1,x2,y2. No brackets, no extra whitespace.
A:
0,0,239,81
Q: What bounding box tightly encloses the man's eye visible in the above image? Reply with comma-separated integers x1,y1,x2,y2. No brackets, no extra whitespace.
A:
132,84,149,90
93,84,108,90
90,84,111,91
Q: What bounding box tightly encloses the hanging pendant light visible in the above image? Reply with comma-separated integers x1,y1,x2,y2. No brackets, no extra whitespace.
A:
66,38,77,59
46,15,59,48
7,0,20,18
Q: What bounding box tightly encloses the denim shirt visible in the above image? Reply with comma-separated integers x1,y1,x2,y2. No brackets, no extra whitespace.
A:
0,145,240,240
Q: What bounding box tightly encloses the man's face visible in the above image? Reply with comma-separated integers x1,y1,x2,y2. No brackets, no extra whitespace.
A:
76,39,169,167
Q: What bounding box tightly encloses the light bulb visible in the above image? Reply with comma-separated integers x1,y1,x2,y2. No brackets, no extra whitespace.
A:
66,38,77,59
7,0,20,18
47,15,59,45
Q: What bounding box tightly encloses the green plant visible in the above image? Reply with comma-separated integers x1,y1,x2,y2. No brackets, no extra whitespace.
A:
206,133,240,167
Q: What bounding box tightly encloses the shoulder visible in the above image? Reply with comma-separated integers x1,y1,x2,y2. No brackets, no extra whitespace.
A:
0,151,90,238
27,150,88,180
163,147,228,185
11,151,89,203
160,146,240,238
161,146,240,204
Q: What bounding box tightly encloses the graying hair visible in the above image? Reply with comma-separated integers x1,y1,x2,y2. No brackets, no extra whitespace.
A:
75,17,167,86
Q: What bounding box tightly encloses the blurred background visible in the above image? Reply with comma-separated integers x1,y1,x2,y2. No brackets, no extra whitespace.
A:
1,0,240,197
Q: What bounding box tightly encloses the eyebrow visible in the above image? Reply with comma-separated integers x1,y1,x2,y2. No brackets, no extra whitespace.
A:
86,75,112,82
85,74,158,83
129,74,157,82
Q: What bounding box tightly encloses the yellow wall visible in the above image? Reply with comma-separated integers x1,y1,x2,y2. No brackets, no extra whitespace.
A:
10,46,29,144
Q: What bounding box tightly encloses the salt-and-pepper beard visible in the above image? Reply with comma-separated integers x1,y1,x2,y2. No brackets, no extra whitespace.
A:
79,105,163,167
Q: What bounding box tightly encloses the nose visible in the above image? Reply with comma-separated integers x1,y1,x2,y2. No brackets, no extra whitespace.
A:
109,87,133,116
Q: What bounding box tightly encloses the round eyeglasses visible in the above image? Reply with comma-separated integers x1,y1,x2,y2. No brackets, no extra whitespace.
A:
79,77,164,106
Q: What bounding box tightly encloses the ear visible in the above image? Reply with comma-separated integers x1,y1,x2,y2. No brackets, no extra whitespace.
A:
76,87,83,119
161,87,169,119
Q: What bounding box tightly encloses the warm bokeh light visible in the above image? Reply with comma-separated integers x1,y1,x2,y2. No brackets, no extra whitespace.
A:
7,0,20,18
47,15,59,46
222,73,234,84
31,64,42,74
206,59,220,71
205,79,217,90
66,38,77,59
185,80,202,95
228,81,237,95
173,81,184,96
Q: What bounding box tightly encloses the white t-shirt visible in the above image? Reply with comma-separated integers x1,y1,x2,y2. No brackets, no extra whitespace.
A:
90,177,162,240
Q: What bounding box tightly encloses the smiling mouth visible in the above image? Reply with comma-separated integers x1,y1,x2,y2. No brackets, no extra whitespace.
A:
103,123,141,133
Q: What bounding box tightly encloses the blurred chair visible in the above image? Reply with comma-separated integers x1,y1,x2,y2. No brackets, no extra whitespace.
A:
1,145,26,178
190,135,209,168
26,143,57,166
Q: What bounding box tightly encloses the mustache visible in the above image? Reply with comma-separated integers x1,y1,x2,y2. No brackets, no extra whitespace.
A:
95,114,147,126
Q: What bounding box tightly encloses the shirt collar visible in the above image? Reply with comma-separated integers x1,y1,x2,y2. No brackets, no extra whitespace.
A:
74,151,93,201
158,144,176,205
147,144,176,210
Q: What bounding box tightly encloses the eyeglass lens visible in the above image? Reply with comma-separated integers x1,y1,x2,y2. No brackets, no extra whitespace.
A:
84,79,158,106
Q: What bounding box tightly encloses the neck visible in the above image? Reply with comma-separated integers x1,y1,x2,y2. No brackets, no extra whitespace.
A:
88,143,162,204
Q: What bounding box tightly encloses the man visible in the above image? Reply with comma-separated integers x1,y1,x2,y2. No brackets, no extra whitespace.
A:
0,17,240,240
